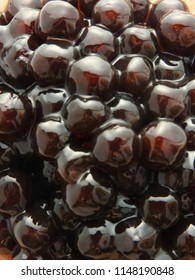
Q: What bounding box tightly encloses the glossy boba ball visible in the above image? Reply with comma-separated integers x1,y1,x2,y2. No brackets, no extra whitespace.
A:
57,143,92,184
27,85,70,121
12,207,56,252
114,217,158,259
1,35,34,86
67,55,117,101
0,170,29,217
29,40,76,87
92,0,134,33
0,0,195,262
35,1,84,41
92,119,140,169
120,25,158,59
108,93,143,131
140,184,180,230
63,94,108,137
140,120,187,171
114,55,153,100
76,25,119,61
0,87,33,142
8,8,39,38
32,116,70,159
76,219,118,259
157,10,195,56
142,83,188,123
156,151,195,193
63,167,116,218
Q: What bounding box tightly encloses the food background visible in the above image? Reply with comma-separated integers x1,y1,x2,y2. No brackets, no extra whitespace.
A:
0,0,195,261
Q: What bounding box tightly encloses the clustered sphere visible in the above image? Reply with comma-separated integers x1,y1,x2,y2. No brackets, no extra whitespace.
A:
0,0,195,260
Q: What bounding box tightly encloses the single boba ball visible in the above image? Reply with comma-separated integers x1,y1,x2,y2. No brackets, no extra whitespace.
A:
67,55,118,102
31,116,70,159
156,150,195,193
157,10,195,56
57,143,93,184
12,206,56,252
114,55,154,100
63,94,109,137
142,82,189,123
0,170,30,217
0,85,33,142
139,184,180,230
76,219,119,260
92,0,134,33
1,35,34,87
27,85,70,121
140,120,187,171
92,119,140,169
76,25,119,61
35,1,84,41
114,217,159,259
120,25,158,59
63,166,116,218
108,92,144,131
29,40,77,87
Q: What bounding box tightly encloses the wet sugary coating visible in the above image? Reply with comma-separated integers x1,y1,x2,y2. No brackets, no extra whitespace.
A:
0,0,195,260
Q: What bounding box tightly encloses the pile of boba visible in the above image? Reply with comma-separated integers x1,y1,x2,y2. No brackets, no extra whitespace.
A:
0,0,195,260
